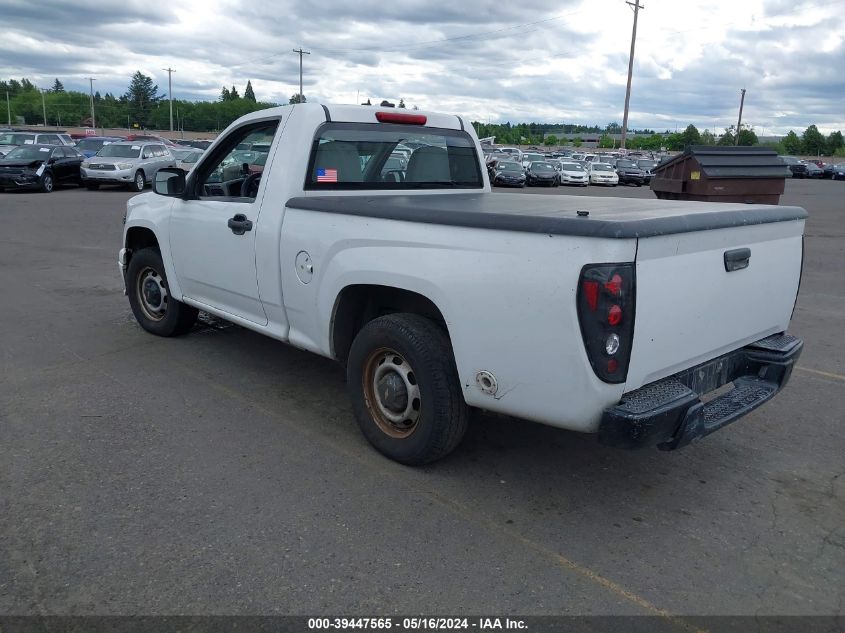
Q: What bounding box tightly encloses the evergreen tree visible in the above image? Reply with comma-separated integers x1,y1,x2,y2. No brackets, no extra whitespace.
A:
124,71,162,128
289,93,306,104
398,98,406,108
230,85,240,99
827,131,844,154
244,80,256,102
801,124,826,155
52,78,64,92
220,86,230,101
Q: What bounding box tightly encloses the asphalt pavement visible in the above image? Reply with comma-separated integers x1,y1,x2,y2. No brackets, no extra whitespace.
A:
0,179,843,623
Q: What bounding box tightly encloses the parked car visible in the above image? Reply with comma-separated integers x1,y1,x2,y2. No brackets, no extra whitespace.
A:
0,144,83,192
74,136,124,158
557,161,589,186
587,162,619,186
823,163,845,180
525,161,560,186
521,152,545,169
614,158,647,186
123,103,806,465
491,161,526,187
81,141,175,191
803,161,824,178
0,131,74,158
779,156,808,178
125,134,182,149
171,148,204,172
636,158,658,183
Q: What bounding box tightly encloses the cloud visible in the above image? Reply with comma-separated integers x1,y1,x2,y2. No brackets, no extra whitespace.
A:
0,0,842,133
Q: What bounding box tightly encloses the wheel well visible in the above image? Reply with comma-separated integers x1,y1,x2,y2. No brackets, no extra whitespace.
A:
125,227,159,255
332,285,447,363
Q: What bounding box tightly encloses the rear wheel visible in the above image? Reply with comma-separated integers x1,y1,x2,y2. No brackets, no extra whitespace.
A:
347,314,468,465
127,248,198,337
39,172,54,193
86,183,99,191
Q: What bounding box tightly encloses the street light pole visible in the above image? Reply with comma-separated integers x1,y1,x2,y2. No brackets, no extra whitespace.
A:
292,48,310,103
6,90,10,126
41,88,47,127
162,67,175,132
86,77,96,131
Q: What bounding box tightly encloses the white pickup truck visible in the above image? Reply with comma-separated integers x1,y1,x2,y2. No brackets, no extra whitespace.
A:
119,103,806,464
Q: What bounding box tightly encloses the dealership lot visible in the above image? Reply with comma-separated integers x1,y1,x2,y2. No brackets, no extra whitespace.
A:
0,181,843,619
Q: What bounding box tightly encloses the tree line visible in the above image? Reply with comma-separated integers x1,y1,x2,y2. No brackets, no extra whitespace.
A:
1,73,278,133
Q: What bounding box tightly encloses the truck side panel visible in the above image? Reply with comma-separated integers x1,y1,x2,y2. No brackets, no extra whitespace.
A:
279,207,638,432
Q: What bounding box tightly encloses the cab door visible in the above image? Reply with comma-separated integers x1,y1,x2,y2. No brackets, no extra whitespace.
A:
167,118,282,325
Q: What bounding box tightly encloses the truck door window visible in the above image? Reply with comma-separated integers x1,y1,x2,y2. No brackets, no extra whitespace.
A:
305,123,483,190
194,121,279,201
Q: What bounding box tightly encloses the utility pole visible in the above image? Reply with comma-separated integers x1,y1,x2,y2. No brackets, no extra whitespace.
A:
86,77,96,131
163,67,175,131
735,88,746,146
292,48,310,103
41,89,47,127
6,90,10,126
620,0,644,150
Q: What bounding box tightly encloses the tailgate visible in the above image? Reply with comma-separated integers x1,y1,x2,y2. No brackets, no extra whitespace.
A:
625,219,804,390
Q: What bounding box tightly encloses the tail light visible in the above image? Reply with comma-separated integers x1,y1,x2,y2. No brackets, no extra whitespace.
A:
577,263,636,383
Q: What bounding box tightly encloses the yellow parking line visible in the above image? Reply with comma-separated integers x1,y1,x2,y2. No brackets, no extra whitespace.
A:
172,358,708,633
796,366,845,382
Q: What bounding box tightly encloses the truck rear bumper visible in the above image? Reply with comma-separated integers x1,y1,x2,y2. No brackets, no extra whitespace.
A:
598,334,803,450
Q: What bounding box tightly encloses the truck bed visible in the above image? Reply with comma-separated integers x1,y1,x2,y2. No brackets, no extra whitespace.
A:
287,193,808,239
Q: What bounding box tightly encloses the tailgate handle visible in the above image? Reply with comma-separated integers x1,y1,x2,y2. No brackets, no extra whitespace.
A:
724,248,751,272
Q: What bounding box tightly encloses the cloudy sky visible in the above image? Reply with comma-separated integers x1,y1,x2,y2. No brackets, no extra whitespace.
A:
1,0,844,134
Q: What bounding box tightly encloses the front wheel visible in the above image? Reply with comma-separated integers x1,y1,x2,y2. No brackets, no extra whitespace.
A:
347,314,469,465
126,248,198,337
130,170,145,192
39,171,54,193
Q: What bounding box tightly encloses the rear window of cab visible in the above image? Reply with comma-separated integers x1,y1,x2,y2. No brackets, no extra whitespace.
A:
305,122,483,190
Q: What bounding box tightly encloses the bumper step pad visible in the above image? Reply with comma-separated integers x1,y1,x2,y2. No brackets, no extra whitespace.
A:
599,334,803,450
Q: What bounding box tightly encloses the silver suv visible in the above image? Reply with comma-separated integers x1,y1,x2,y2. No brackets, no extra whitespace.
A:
81,142,175,191
0,131,74,158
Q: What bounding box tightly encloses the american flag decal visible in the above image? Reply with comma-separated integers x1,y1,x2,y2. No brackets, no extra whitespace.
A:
316,167,338,182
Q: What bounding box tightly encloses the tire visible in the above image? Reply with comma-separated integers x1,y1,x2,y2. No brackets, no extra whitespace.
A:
86,183,100,191
347,313,469,465
39,171,54,193
126,247,198,337
131,170,145,192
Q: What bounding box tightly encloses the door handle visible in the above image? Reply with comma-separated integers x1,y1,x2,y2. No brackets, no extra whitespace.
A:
227,213,253,235
724,247,751,272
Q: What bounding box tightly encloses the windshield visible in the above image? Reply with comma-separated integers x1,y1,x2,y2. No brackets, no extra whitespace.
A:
97,144,142,158
524,154,544,162
499,162,522,171
3,146,53,160
0,133,36,146
531,162,554,170
306,122,482,190
616,159,636,168
561,162,584,171
592,164,613,171
637,160,657,169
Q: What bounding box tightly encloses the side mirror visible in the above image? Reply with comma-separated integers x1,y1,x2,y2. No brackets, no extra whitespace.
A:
154,168,187,197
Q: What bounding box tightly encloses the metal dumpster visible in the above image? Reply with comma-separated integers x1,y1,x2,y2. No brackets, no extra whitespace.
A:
651,146,791,204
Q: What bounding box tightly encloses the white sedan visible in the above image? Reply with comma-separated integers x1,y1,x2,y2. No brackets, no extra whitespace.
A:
587,162,619,186
557,161,589,186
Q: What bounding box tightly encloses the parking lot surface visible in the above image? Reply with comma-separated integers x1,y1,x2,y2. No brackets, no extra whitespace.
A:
1,181,843,620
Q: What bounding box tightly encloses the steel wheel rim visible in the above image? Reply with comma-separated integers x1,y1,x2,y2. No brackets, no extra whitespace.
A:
136,266,168,322
362,347,421,438
43,175,53,191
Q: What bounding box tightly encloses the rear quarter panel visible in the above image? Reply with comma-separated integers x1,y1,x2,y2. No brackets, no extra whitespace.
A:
280,208,637,431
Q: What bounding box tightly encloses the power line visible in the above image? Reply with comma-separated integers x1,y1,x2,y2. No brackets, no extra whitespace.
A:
620,0,644,150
